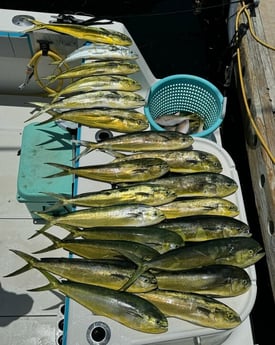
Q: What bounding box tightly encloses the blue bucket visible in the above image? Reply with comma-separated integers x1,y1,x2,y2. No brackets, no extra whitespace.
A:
144,74,225,137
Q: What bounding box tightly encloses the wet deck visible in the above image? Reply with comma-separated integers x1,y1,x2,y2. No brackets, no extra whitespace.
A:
232,1,275,301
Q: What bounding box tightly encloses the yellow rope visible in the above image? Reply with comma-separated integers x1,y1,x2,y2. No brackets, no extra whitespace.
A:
235,2,275,164
26,49,69,95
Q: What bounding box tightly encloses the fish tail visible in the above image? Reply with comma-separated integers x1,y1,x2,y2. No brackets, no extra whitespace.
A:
32,232,61,254
4,249,38,277
28,212,55,239
24,102,48,122
116,251,148,291
38,110,63,125
23,19,45,33
101,149,126,159
40,192,69,211
72,139,96,151
44,162,73,178
28,269,60,292
42,75,58,85
60,224,80,238
71,140,96,162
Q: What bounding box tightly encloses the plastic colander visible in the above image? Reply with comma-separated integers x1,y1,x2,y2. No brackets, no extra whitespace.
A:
144,74,226,137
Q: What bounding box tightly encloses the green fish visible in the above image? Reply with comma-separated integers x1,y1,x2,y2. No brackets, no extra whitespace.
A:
44,60,140,84
34,108,149,133
33,232,160,262
71,131,194,158
59,225,184,254
44,157,170,183
158,215,251,241
28,270,168,333
50,75,142,101
24,19,133,46
126,172,237,197
137,290,241,330
120,237,265,291
156,197,240,219
27,90,145,119
30,203,165,238
6,250,157,292
43,183,177,210
155,264,251,297
108,150,223,174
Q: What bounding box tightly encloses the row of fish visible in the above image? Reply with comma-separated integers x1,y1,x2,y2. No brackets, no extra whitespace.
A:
13,20,264,335
24,18,150,133
6,233,264,333
11,131,265,333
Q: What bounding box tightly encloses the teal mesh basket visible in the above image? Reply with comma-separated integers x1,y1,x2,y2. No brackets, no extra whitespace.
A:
144,74,225,137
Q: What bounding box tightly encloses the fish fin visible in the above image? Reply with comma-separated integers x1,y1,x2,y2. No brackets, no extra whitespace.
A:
71,139,96,150
39,192,68,212
27,269,60,292
100,149,126,159
43,162,72,178
72,147,94,162
59,224,80,238
28,212,55,239
24,102,48,122
4,249,38,277
116,251,147,291
23,19,45,33
71,140,96,162
119,264,148,292
32,232,61,254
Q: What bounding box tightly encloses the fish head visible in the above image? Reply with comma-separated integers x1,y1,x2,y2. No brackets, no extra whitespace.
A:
217,237,265,267
230,275,252,295
199,152,223,173
136,272,158,291
139,310,168,334
208,306,241,329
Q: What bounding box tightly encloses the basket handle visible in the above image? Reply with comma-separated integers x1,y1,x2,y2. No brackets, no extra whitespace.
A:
221,96,227,119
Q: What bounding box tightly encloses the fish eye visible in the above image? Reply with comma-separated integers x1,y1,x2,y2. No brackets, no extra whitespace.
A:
226,311,236,320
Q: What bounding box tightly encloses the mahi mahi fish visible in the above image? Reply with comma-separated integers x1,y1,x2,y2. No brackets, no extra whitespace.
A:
106,149,222,174
137,290,241,330
44,157,170,183
6,251,157,292
140,172,237,197
120,236,265,291
54,43,138,68
43,183,177,209
30,203,165,238
35,108,149,133
50,75,142,101
155,264,251,297
71,131,194,158
57,225,184,254
28,270,168,333
44,60,140,84
158,215,251,241
23,18,133,46
33,232,160,262
156,197,239,219
27,90,145,119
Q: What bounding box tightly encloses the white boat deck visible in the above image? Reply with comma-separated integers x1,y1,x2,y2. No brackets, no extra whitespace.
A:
0,8,258,345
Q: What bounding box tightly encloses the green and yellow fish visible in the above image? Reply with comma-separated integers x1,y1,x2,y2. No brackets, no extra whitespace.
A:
24,18,133,46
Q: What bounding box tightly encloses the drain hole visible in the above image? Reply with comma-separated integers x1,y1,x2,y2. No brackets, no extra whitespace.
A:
86,321,111,345
92,327,106,342
58,319,64,331
95,129,113,142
